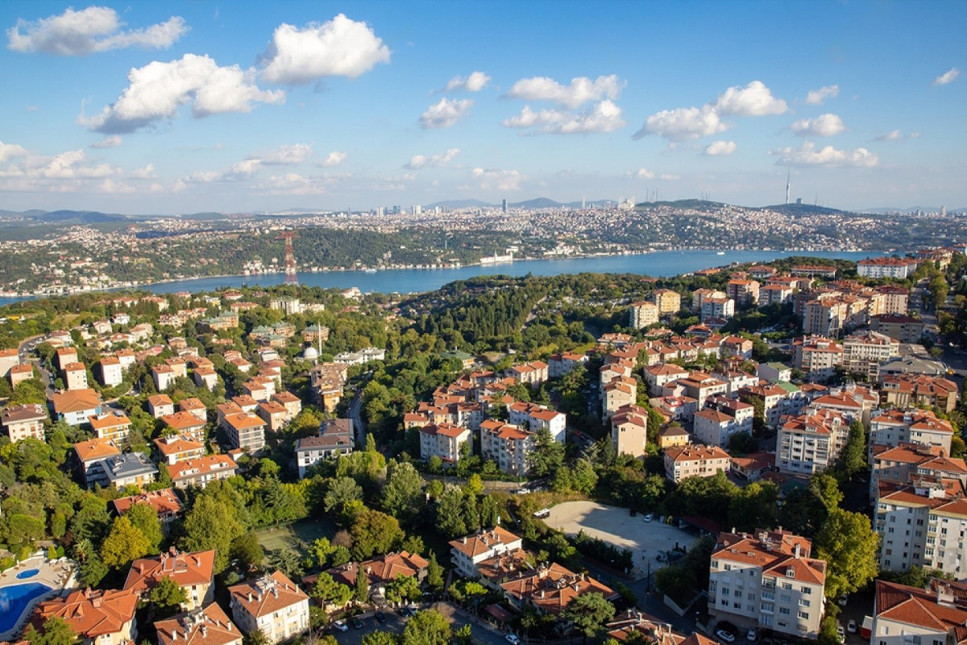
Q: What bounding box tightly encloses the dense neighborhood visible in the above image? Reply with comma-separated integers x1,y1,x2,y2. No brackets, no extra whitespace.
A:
0,246,966,645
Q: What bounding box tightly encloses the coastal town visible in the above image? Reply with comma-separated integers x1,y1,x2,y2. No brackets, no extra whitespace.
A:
0,245,965,645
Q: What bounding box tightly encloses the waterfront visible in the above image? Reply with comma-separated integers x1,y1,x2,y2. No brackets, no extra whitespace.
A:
0,249,878,303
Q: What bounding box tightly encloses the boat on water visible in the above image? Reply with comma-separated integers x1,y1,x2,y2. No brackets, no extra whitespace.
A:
716,251,725,255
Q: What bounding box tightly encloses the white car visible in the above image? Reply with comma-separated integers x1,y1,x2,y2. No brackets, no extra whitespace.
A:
643,513,654,522
716,630,736,643
505,635,520,645
332,620,348,632
847,620,857,634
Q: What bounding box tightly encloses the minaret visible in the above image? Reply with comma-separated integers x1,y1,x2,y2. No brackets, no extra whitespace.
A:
785,170,791,205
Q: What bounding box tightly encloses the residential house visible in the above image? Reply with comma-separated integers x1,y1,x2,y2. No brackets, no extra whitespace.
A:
169,454,238,490
148,394,176,419
295,419,354,478
664,444,731,482
74,437,121,488
155,434,206,465
111,489,183,536
449,526,525,580
98,356,124,388
52,388,103,425
658,425,690,450
324,551,428,602
500,561,616,616
124,549,216,610
89,411,132,444
420,423,471,464
708,529,827,639
611,404,648,458
2,403,47,443
228,572,310,645
102,452,158,490
33,588,139,645
155,603,242,645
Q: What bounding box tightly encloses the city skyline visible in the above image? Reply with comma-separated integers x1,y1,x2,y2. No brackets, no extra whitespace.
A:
0,0,964,214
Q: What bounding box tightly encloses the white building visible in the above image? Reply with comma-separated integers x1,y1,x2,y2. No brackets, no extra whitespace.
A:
776,410,849,476
229,572,310,645
480,419,533,477
448,526,524,580
419,422,471,464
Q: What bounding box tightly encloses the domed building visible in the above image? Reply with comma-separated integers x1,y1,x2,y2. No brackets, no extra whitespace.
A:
302,346,319,363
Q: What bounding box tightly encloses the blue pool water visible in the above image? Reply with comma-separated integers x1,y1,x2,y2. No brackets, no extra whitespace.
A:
15,569,38,580
0,583,53,633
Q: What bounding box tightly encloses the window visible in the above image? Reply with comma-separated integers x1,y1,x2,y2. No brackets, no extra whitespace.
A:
798,611,809,619
779,607,791,615
801,586,811,594
800,599,811,607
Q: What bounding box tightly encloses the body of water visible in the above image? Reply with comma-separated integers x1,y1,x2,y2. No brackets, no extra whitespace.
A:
2,249,881,302
0,582,53,634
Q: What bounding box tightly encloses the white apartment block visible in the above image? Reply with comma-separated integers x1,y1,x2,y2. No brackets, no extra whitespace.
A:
229,572,309,645
857,256,919,279
701,297,735,322
842,331,899,378
449,526,524,580
872,579,967,645
708,530,827,640
629,301,660,329
663,444,731,482
419,422,471,463
693,409,746,448
480,419,533,477
870,409,954,457
507,401,566,443
793,336,843,382
777,410,849,476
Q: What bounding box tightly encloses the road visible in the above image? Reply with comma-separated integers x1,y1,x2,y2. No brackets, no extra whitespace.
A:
330,603,512,645
17,334,53,397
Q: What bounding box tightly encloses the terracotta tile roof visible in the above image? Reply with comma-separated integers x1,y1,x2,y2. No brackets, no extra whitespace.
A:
499,561,615,615
74,437,120,462
163,411,207,431
51,388,102,413
34,588,138,639
228,571,308,619
155,603,241,645
168,455,238,482
449,526,522,558
875,579,967,636
124,549,216,595
112,488,183,518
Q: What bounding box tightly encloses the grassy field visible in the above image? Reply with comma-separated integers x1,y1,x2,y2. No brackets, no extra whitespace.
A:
255,519,334,554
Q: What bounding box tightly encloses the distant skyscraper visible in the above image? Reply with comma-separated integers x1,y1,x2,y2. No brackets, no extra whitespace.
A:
785,170,791,205
502,198,507,213
582,197,586,210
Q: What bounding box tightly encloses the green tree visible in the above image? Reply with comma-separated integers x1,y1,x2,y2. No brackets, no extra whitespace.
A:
563,592,616,644
815,508,880,599
402,609,451,645
311,572,352,607
324,477,364,514
149,576,189,618
100,516,150,569
381,461,424,524
355,567,370,604
181,493,245,573
527,427,565,477
434,484,467,538
840,419,867,478
385,574,421,604
425,551,444,591
350,509,404,560
231,532,265,570
361,633,399,645
23,616,76,645
125,502,164,554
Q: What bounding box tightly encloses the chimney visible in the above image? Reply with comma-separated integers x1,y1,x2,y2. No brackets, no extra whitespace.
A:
172,631,179,641
794,544,801,558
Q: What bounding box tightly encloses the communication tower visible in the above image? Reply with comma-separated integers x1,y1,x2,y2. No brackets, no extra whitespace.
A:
277,230,299,285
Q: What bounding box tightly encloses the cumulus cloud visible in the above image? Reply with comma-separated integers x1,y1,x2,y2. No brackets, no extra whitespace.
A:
258,143,312,165
0,145,123,196
636,80,787,142
405,148,460,170
506,74,624,109
933,67,959,86
445,71,490,92
7,6,186,55
805,85,840,105
634,105,725,141
319,151,347,167
97,178,135,194
770,142,878,167
789,113,845,137
91,135,122,148
704,140,737,156
130,163,156,179
258,14,390,85
0,141,28,163
471,167,522,191
876,129,903,142
633,168,655,179
80,54,284,133
420,98,473,129
502,100,625,134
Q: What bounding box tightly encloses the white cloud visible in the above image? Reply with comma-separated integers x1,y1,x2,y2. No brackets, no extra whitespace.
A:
714,80,788,116
635,105,726,141
320,151,347,167
770,142,878,167
7,6,186,55
634,168,655,179
80,54,284,133
637,80,787,142
805,85,840,105
445,71,490,92
258,14,390,85
0,141,28,163
37,149,116,179
789,113,845,137
502,100,625,134
259,143,312,165
471,167,522,191
933,67,959,86
876,129,903,142
506,74,624,108
130,163,156,179
97,178,135,194
405,148,460,170
704,140,737,156
420,98,473,129
91,135,122,149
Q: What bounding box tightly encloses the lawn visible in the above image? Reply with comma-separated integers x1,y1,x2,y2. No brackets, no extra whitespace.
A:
255,518,334,554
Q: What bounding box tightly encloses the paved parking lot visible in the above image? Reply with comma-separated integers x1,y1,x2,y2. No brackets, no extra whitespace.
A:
544,501,698,578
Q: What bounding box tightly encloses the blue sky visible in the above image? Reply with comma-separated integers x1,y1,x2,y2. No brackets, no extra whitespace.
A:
0,1,964,214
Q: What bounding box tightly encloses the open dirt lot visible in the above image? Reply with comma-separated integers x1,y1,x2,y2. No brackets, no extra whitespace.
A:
544,500,698,577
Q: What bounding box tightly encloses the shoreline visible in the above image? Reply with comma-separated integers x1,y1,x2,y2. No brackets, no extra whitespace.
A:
0,247,884,302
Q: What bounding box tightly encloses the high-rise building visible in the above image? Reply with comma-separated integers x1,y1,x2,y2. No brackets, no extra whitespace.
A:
501,198,507,213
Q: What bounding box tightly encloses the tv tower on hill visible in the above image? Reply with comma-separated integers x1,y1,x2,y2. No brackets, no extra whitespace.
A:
785,170,791,205
277,230,299,285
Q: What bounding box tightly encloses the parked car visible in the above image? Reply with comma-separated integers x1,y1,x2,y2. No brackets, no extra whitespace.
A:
836,625,846,644
716,630,736,643
746,628,757,641
375,611,387,623
847,620,857,634
505,635,520,645
644,513,654,522
332,620,348,632
352,617,364,629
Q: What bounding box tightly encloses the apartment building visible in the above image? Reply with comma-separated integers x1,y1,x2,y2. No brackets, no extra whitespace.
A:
419,422,471,463
228,572,310,645
124,549,216,611
842,331,900,378
611,404,648,458
793,336,843,382
629,301,660,329
653,289,682,314
480,419,534,476
777,410,849,476
663,444,731,482
1,403,47,443
870,409,954,457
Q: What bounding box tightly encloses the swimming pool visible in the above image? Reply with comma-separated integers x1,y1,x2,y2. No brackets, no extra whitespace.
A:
15,569,38,580
0,583,54,634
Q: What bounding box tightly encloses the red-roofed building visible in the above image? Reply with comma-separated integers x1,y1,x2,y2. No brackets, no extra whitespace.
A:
872,579,967,645
33,588,139,645
419,422,470,463
709,529,826,638
480,420,534,476
323,551,428,601
169,454,238,490
777,410,849,476
663,444,731,482
155,603,242,645
124,549,215,610
228,572,309,645
111,488,183,535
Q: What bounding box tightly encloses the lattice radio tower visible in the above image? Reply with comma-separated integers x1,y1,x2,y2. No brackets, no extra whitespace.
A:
277,230,299,285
